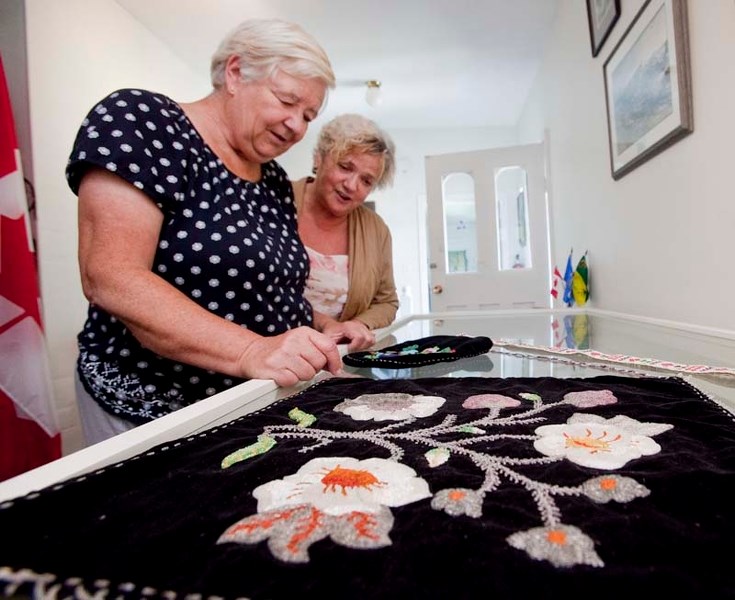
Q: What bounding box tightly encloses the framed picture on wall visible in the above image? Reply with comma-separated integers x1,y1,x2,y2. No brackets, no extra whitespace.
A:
603,0,693,180
586,0,620,57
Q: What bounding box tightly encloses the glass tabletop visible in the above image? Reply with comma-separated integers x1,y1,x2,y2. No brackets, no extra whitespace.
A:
200,310,735,431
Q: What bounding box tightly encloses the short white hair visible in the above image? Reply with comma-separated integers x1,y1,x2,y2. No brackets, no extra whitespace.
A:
211,18,335,90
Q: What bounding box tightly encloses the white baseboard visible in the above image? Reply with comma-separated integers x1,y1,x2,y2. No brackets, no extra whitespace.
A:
585,307,735,342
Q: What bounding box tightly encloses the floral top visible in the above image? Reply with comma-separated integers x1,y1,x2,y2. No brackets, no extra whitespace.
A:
303,246,349,319
66,89,312,423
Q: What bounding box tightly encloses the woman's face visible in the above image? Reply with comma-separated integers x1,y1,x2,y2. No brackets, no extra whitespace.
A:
313,150,384,217
226,64,326,164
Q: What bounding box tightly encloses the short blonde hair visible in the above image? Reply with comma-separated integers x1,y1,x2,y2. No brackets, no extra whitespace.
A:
211,19,335,91
314,114,396,189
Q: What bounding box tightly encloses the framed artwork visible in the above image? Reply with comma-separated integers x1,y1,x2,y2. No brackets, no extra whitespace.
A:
587,0,621,57
603,0,693,180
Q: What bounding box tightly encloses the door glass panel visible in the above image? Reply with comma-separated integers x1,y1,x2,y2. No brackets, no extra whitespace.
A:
495,166,531,271
442,172,477,274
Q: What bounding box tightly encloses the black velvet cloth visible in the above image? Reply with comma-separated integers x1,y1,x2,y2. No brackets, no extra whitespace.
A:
1,375,735,599
342,334,493,368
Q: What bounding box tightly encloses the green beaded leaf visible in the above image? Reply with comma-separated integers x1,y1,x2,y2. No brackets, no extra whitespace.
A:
288,407,317,428
221,434,277,469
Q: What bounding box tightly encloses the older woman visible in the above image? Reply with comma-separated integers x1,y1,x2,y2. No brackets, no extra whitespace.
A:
291,114,398,351
66,19,342,444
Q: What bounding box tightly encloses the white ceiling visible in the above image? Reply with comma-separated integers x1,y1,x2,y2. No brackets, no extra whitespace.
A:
114,0,558,129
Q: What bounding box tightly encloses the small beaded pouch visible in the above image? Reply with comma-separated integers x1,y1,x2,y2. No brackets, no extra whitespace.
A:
343,334,493,369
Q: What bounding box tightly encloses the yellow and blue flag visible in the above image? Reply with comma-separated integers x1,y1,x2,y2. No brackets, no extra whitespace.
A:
572,252,589,306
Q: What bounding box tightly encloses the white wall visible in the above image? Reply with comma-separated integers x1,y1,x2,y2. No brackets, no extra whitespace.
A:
519,0,735,331
24,0,209,453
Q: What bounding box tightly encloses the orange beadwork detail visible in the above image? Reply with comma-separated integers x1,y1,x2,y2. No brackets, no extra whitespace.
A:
599,477,617,491
287,506,323,556
563,429,622,453
321,466,384,495
228,507,300,534
448,490,467,501
547,529,567,545
347,512,381,541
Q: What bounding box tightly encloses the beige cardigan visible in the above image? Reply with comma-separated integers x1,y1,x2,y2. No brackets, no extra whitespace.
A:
292,177,399,329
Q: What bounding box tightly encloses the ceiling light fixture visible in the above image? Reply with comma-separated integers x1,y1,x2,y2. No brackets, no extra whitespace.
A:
365,80,383,107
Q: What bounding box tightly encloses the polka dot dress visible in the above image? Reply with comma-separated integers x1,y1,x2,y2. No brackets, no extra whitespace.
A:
66,89,313,424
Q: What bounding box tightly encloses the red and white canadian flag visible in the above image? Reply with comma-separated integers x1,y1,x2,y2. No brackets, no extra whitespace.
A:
0,55,61,481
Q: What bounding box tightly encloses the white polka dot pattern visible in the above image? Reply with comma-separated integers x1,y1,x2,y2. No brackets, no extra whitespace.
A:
66,89,313,424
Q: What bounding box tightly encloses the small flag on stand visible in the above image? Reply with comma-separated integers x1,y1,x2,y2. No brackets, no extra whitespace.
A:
562,249,574,307
572,251,589,306
550,266,563,299
0,54,61,482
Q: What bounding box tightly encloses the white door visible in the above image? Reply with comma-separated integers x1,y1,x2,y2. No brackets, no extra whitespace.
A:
425,143,550,311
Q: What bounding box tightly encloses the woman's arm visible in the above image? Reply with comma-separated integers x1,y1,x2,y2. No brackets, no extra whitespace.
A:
78,168,342,385
348,226,399,329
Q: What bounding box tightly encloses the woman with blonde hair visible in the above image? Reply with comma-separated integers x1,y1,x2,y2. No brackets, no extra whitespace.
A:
67,19,342,444
292,113,399,351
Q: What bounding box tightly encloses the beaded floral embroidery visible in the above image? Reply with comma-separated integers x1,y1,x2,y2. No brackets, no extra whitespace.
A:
361,344,456,361
218,385,673,567
218,457,431,563
2,376,732,599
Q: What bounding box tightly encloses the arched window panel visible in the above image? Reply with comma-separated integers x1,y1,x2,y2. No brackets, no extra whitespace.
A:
495,166,531,271
441,172,477,274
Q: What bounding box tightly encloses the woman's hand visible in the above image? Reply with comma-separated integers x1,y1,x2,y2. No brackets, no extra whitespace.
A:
236,326,343,387
317,315,376,352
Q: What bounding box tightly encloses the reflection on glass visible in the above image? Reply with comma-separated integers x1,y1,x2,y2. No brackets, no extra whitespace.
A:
495,166,531,271
553,314,590,350
442,172,477,274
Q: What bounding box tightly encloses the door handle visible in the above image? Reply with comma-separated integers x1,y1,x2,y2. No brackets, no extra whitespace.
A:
432,284,443,294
